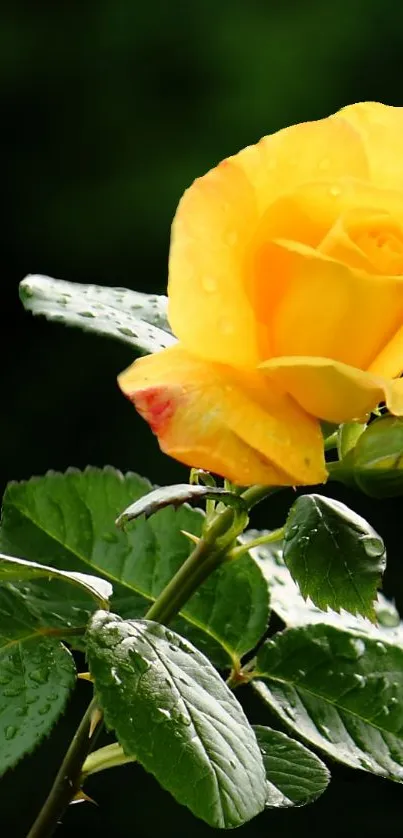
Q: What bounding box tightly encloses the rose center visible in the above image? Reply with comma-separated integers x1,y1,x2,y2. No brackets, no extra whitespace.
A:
351,222,403,275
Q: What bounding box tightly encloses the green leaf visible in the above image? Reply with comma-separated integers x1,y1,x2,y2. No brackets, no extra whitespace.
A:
0,635,75,775
0,585,50,649
254,623,403,781
0,468,269,668
0,552,112,607
283,494,385,619
253,726,330,807
330,415,403,498
19,275,175,354
87,611,267,828
244,531,403,647
116,483,247,526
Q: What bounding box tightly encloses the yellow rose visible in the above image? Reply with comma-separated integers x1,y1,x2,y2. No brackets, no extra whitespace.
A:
119,102,403,486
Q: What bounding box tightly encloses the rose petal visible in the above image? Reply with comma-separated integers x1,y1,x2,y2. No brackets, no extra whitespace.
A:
340,102,403,190
168,115,368,370
369,325,403,378
168,159,261,370
254,239,403,369
237,115,368,212
118,345,326,486
261,355,403,423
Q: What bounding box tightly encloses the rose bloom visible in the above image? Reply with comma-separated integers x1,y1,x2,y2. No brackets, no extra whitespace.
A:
119,102,403,486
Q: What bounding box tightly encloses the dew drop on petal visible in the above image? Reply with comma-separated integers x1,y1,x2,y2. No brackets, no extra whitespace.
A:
219,318,235,335
202,276,217,293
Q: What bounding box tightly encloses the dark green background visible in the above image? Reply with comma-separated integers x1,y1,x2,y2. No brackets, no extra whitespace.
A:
2,1,403,835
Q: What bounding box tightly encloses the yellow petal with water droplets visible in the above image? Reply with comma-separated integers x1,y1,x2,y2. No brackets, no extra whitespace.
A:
118,345,326,486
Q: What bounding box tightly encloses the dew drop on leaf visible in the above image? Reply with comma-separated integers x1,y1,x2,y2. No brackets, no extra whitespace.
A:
29,668,49,685
3,685,23,698
360,536,385,559
38,703,51,716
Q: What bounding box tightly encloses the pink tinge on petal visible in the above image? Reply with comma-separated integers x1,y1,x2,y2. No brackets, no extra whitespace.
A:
129,386,178,434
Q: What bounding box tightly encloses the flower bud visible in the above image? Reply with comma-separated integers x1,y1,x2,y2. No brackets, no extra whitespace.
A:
330,415,403,498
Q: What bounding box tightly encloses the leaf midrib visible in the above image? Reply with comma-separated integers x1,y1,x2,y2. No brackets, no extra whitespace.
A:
258,671,403,739
7,502,238,665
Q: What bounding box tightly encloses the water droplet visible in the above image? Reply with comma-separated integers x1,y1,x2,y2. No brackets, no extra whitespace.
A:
111,667,122,686
318,724,333,740
349,638,366,658
375,641,387,655
175,713,191,726
5,726,17,740
202,276,217,293
78,311,96,319
219,318,234,335
329,185,341,197
118,327,136,337
158,708,171,720
352,673,366,687
361,536,385,559
376,602,400,627
15,706,28,717
38,703,51,716
29,668,49,685
287,524,299,536
3,685,23,698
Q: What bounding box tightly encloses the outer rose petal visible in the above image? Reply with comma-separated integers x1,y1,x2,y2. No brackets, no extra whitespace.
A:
369,325,403,378
339,102,403,190
261,356,403,423
118,345,326,486
168,114,368,370
234,115,368,213
255,240,403,369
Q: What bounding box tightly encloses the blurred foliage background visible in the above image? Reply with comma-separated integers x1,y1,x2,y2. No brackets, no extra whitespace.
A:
2,1,403,835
